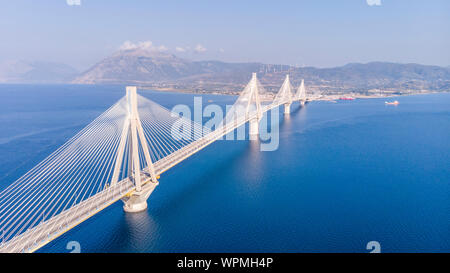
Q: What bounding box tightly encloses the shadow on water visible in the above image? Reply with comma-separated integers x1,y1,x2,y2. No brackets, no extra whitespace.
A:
147,110,284,219
112,138,265,252
148,141,251,216
281,103,308,137
290,102,308,117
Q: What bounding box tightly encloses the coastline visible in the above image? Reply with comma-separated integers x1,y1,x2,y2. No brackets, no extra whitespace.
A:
142,86,445,101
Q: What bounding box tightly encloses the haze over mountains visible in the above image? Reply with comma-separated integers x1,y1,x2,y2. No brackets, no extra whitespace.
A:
0,60,78,84
2,48,450,95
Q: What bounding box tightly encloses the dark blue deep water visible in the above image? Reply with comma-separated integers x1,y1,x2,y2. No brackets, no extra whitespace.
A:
0,84,448,253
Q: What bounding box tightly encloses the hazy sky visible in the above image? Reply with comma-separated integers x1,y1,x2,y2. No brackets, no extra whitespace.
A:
0,0,449,70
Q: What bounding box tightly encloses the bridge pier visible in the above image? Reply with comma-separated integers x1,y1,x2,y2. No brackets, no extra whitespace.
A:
249,118,259,140
300,100,305,106
122,181,158,213
122,192,148,213
284,103,291,114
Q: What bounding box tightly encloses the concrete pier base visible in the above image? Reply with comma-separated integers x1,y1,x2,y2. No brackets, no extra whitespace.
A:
122,181,158,213
284,103,291,114
249,118,259,140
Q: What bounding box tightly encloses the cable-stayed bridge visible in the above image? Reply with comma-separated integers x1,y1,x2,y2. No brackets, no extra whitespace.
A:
0,73,308,253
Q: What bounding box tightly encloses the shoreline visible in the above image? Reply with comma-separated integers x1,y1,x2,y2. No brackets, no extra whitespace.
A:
142,86,444,101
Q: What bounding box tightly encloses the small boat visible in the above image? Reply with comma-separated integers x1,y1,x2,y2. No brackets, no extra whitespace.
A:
339,97,354,100
385,100,399,105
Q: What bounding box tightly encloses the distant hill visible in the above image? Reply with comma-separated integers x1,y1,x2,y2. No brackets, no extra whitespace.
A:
285,62,450,94
0,60,78,84
73,48,260,85
3,49,448,95
73,49,450,94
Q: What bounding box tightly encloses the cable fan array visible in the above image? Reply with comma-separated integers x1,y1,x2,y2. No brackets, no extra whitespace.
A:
0,74,307,252
0,97,128,243
0,94,207,246
137,94,205,166
272,75,294,107
222,73,269,125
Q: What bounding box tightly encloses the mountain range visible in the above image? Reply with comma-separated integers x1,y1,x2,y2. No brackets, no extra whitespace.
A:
2,49,450,95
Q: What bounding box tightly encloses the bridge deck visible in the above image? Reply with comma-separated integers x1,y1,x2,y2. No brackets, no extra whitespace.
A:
0,179,134,253
0,102,285,253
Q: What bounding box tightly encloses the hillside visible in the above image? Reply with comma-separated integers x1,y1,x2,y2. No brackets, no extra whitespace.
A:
72,49,450,95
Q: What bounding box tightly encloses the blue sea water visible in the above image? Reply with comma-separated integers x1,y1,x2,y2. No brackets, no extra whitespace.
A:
0,84,448,253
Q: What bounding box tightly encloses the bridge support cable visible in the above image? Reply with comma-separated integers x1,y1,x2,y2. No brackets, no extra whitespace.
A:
0,72,283,252
272,74,294,114
294,79,307,105
221,72,267,138
0,97,130,252
120,87,210,212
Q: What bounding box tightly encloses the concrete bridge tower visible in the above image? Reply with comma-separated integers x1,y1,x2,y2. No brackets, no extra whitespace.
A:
111,86,159,212
248,73,263,138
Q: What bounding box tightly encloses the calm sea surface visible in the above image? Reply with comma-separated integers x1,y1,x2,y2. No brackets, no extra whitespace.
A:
0,84,448,253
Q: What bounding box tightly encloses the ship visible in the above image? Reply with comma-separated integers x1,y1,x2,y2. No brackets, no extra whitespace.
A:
385,100,399,105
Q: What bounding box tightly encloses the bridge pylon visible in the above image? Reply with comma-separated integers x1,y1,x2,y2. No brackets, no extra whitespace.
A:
226,72,264,139
112,86,159,213
275,74,293,114
247,73,263,139
295,79,307,105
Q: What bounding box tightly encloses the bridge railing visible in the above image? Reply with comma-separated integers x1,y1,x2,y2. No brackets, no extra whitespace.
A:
152,110,260,175
0,178,134,253
0,83,293,252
